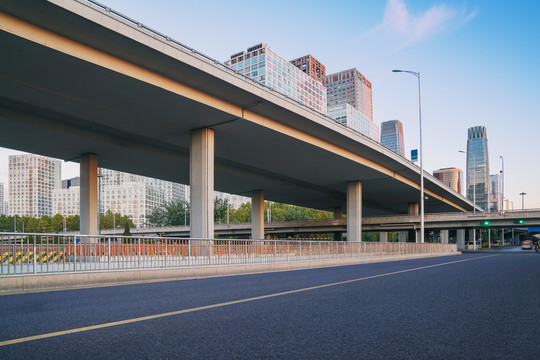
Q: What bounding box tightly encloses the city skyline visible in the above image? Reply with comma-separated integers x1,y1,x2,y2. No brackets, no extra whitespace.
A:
1,0,539,210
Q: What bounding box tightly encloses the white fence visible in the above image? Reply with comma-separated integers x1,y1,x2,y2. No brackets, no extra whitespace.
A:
1,233,458,276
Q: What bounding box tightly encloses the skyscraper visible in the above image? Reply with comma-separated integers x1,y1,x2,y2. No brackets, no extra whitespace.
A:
380,120,405,157
322,68,373,121
327,103,379,141
62,176,80,189
225,44,327,114
52,169,188,228
53,186,80,217
433,167,463,194
466,126,490,211
0,182,4,215
8,154,61,217
289,55,326,81
490,173,501,212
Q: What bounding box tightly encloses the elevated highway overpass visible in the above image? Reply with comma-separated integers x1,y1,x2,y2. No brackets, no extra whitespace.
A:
109,210,540,241
0,0,475,241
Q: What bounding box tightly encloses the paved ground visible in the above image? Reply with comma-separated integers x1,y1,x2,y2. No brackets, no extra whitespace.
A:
0,254,539,359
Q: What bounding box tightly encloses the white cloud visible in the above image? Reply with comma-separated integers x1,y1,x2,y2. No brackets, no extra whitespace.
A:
357,0,478,53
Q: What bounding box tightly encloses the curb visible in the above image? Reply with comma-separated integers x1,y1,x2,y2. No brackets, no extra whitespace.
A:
0,252,460,295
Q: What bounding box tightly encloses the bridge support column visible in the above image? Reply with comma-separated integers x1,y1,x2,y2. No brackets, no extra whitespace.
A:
399,231,407,243
251,191,264,240
334,207,343,241
80,153,98,235
440,230,449,244
380,232,388,243
347,181,362,242
456,229,465,250
190,128,214,239
468,229,477,250
408,202,420,243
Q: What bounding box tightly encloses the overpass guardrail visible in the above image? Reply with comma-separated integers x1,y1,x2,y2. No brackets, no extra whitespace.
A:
0,233,458,276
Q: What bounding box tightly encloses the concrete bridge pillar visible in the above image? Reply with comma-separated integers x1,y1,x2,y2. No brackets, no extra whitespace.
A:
440,230,449,244
456,229,465,250
399,231,407,243
347,181,362,242
334,207,343,241
408,202,420,243
190,128,214,239
251,191,264,240
80,153,98,235
380,232,388,243
468,229,477,250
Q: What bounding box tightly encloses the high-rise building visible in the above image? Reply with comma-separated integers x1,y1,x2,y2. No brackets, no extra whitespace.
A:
289,55,326,81
62,177,80,189
322,68,373,121
53,186,80,217
8,154,61,217
466,126,490,211
53,169,187,228
98,169,187,228
433,167,463,194
380,120,405,157
489,173,501,212
0,182,4,215
327,103,379,141
225,43,327,114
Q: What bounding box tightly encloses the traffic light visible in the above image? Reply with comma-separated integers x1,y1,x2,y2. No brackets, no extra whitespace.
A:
514,219,525,224
482,220,490,226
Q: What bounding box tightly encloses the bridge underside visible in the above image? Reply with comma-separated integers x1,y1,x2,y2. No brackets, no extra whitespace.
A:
0,1,472,218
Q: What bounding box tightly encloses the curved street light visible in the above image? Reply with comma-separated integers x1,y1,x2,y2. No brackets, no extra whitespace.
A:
393,70,424,243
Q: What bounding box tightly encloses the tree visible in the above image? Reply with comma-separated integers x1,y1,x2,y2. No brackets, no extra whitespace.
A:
284,206,309,221
66,215,80,232
232,202,251,223
362,232,379,242
122,222,131,236
38,215,51,233
147,199,189,227
51,214,65,233
214,196,230,224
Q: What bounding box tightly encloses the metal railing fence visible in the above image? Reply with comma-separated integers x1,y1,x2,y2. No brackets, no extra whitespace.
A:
0,233,458,276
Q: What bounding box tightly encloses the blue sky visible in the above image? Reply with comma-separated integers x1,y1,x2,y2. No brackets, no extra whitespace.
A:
1,0,539,209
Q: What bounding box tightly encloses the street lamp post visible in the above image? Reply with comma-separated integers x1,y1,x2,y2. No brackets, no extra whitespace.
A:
499,156,504,213
393,69,424,243
460,150,478,249
519,192,526,210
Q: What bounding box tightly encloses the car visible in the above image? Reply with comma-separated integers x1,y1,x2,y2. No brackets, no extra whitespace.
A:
521,240,533,250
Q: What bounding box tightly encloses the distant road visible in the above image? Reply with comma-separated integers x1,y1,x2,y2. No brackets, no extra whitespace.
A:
1,254,539,359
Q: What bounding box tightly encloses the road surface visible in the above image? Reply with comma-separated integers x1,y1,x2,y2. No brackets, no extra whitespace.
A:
1,254,539,359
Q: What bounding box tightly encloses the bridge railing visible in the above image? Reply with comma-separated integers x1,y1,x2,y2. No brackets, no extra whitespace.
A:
0,233,458,276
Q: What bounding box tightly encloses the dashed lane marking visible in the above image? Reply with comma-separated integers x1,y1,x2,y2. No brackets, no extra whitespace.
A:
0,255,497,346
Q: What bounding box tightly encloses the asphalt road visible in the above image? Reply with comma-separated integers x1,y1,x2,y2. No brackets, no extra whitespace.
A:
1,254,539,359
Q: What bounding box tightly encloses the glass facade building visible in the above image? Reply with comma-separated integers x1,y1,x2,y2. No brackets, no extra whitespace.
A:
289,55,326,81
328,104,379,141
433,167,463,194
489,173,501,212
323,68,373,121
225,44,327,114
380,120,405,157
466,126,490,211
